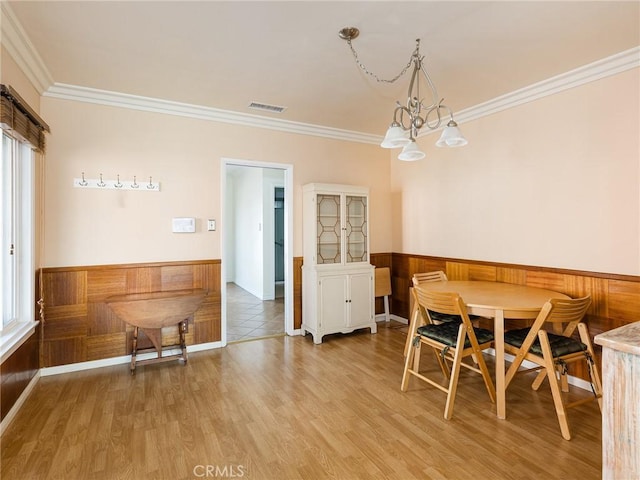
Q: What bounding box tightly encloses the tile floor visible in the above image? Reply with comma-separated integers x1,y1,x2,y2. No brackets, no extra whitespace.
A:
226,282,285,342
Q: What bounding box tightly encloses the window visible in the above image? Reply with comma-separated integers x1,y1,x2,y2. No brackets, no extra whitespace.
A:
1,130,35,332
0,84,48,361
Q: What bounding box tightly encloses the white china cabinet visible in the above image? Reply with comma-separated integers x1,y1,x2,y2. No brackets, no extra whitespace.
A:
301,183,376,344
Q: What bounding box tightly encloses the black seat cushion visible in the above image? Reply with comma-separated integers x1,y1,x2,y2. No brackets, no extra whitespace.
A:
504,328,587,357
417,322,494,348
427,310,462,324
427,311,484,324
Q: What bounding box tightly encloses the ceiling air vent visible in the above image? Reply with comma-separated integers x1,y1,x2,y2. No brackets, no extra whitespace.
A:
248,102,287,114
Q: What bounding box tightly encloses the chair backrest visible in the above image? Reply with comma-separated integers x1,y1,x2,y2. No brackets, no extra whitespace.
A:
513,295,591,355
413,287,475,334
538,295,592,337
412,270,447,287
374,267,392,298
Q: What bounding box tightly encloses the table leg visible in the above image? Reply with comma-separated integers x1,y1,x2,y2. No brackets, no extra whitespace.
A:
131,326,138,375
404,298,419,357
495,309,506,419
180,320,188,364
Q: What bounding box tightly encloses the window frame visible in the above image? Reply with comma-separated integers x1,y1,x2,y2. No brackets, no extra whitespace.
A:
0,128,38,363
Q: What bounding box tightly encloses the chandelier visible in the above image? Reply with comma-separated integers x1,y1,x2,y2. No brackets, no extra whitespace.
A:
339,27,468,161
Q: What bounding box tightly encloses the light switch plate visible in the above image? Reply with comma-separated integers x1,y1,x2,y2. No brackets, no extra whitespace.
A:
172,217,195,233
207,219,216,231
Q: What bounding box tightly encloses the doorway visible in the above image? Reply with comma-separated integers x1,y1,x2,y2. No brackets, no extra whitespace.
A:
221,159,294,344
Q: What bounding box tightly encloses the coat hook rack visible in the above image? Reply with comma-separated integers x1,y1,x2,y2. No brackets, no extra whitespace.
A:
73,173,160,191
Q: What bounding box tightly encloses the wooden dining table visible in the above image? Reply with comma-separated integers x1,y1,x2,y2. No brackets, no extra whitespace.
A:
411,280,570,419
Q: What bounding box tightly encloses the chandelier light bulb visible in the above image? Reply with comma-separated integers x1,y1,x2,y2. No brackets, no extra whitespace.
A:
436,120,468,148
381,123,411,148
397,140,425,161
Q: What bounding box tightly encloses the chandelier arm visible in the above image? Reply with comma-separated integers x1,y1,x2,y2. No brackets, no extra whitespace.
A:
424,101,459,130
394,105,415,132
418,63,441,111
345,39,414,84
424,105,444,130
406,58,420,109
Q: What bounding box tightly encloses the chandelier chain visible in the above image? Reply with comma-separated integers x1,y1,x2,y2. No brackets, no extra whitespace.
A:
345,38,414,84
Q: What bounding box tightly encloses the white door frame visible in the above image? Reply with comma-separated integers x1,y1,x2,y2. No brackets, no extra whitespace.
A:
221,157,295,345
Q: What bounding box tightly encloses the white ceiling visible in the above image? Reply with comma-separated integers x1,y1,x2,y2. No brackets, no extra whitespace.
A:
6,1,640,136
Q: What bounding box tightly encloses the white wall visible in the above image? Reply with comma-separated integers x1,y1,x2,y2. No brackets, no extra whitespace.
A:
391,68,640,275
38,96,392,268
232,167,264,298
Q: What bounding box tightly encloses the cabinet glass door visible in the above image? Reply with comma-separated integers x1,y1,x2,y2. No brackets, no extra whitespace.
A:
345,195,367,263
316,194,341,264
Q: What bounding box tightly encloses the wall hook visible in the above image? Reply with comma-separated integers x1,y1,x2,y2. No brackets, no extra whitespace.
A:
131,175,139,189
114,174,123,188
97,173,106,187
79,172,88,187
147,176,154,190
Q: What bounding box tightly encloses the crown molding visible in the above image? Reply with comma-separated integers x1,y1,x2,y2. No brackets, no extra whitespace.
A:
46,46,639,145
43,83,382,145
0,2,54,94
452,46,640,126
3,0,638,145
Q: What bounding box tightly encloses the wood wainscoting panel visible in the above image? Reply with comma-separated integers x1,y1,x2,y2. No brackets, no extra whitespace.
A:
42,270,87,307
86,269,128,302
41,306,87,340
126,266,162,294
409,256,446,278
43,337,87,367
160,265,195,291
87,302,126,336
562,275,609,318
194,298,221,344
1,327,39,421
608,279,640,320
41,260,221,368
386,253,640,382
524,270,566,292
449,262,497,282
496,267,527,285
387,254,412,320
86,332,128,361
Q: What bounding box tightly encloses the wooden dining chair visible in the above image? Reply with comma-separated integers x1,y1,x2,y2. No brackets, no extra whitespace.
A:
405,271,456,356
412,270,448,286
401,288,496,420
503,295,603,440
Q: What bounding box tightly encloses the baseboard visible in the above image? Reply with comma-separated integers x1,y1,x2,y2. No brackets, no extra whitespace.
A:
375,314,408,324
40,341,224,377
390,314,408,324
487,349,594,392
0,370,40,436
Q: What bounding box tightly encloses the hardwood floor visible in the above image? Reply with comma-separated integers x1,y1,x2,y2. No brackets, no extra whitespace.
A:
1,322,601,479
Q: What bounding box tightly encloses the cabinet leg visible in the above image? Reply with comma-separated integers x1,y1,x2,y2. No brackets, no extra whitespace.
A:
313,334,323,344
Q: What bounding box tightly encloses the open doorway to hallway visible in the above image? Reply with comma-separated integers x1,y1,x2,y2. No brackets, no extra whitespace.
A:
222,160,293,343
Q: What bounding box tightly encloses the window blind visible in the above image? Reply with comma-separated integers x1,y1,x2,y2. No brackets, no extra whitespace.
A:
0,84,49,152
